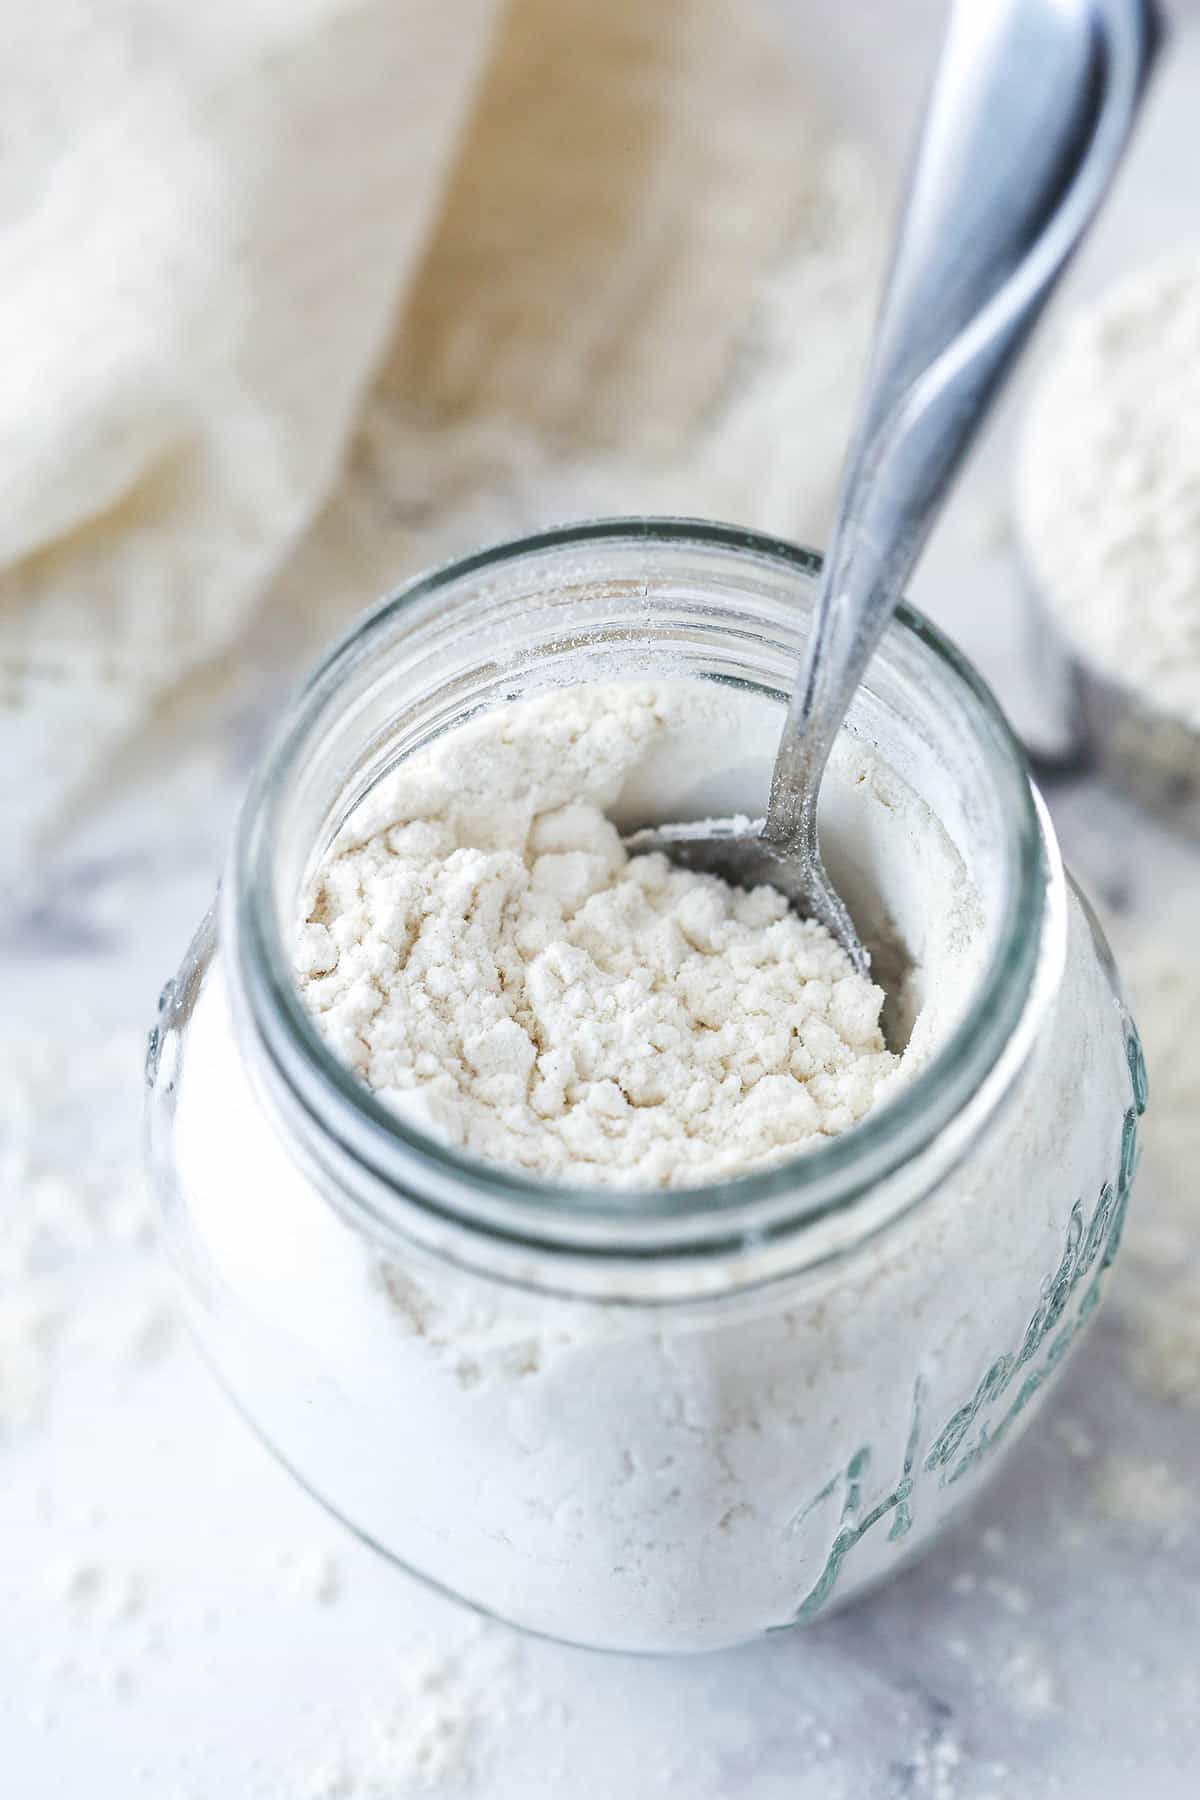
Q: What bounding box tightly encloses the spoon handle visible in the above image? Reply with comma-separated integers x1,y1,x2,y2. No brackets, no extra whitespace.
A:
764,0,1161,850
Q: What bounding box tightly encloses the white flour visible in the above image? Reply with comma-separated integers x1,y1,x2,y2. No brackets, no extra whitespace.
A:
299,685,905,1187
0,1026,165,1440
1017,254,1200,727
1095,1454,1190,1541
996,1642,1059,1720
297,1628,539,1799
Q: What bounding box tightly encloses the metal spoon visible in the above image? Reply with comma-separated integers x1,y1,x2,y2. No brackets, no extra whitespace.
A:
624,0,1160,975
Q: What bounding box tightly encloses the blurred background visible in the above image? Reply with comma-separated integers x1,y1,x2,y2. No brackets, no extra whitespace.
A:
2,1,1198,1794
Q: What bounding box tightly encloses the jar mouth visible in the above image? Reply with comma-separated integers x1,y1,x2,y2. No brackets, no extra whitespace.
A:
229,518,1060,1262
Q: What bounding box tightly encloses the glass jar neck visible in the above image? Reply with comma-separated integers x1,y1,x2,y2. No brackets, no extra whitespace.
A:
223,519,1063,1298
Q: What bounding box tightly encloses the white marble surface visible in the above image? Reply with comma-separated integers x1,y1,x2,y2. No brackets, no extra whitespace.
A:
3,7,1200,1796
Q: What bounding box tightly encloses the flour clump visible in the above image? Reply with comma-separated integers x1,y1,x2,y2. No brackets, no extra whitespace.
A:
298,684,904,1187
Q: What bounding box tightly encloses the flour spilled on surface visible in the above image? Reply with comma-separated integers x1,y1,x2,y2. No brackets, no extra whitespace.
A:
37,1554,163,1715
996,1642,1059,1721
299,683,915,1187
48,1557,150,1629
0,1029,151,1277
294,1628,556,1799
0,1026,170,1439
909,1727,962,1800
1095,1455,1191,1542
273,1547,345,1609
1,1023,179,1720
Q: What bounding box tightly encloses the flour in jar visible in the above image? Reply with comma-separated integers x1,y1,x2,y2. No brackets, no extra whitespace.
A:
297,684,938,1186
173,665,1138,1655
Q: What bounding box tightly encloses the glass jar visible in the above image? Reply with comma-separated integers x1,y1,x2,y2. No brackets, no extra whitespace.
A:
147,520,1145,1655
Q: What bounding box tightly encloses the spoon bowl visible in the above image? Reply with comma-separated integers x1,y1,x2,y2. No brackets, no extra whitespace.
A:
623,813,867,972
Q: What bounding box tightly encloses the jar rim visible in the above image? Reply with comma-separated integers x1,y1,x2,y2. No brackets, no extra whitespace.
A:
229,517,1060,1264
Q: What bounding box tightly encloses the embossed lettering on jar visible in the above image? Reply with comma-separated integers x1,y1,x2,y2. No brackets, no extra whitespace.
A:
148,523,1145,1654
